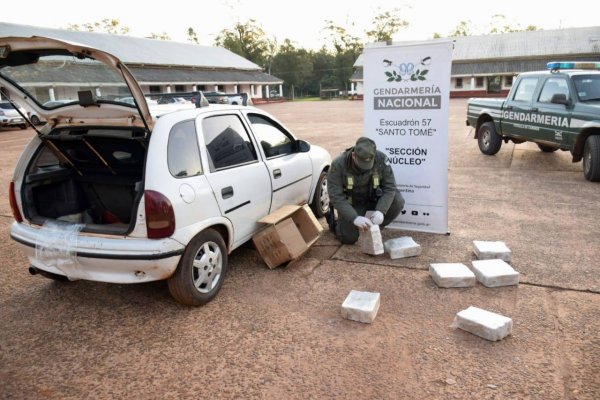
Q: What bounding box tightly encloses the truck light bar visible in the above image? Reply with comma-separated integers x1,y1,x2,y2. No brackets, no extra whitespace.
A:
547,61,600,71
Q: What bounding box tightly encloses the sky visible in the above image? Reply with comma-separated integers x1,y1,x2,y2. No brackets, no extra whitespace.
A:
2,0,598,49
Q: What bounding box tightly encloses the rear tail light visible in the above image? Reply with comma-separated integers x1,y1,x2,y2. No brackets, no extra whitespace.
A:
9,181,23,223
144,190,175,239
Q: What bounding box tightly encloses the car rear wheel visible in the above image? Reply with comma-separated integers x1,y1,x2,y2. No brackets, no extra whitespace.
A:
477,122,502,155
583,135,600,182
168,228,228,306
537,143,558,152
310,170,330,218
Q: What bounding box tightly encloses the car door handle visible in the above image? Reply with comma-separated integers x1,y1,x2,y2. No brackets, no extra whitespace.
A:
221,186,234,199
531,107,539,112
505,105,513,110
273,169,282,179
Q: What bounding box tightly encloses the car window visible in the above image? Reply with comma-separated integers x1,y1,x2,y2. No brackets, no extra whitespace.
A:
572,75,600,102
512,77,539,102
248,114,294,158
167,120,202,178
202,114,258,171
538,78,570,103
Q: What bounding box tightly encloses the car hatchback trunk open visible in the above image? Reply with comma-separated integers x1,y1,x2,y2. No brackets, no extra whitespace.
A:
22,127,148,235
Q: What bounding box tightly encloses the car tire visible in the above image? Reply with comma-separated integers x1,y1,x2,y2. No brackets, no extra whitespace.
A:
30,115,41,125
310,170,330,218
477,122,502,155
537,143,558,152
167,228,228,306
583,135,600,182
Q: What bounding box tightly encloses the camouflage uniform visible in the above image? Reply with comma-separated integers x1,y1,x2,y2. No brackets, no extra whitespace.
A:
328,139,404,244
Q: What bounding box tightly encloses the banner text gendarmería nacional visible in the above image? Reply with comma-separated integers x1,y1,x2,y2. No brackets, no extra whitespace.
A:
363,40,453,234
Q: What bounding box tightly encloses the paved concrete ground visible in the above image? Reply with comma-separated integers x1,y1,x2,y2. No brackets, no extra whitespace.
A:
0,99,598,399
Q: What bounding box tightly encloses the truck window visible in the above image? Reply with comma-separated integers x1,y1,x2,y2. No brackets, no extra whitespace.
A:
538,78,570,103
572,75,600,102
512,77,538,102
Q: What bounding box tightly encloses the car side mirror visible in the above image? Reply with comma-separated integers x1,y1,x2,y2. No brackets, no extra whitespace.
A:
297,139,311,152
551,93,569,105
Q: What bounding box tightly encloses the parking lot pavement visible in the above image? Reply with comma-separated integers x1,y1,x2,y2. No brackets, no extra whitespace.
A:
1,100,599,399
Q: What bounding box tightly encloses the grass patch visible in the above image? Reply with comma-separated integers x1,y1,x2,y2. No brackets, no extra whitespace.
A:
292,97,322,102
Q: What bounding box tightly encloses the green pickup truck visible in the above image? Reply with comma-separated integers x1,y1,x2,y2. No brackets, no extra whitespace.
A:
466,62,600,181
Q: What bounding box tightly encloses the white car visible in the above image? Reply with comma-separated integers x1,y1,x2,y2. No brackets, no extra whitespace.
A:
0,100,28,129
1,36,331,306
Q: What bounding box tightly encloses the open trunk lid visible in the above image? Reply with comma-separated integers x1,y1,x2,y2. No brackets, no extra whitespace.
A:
0,36,153,134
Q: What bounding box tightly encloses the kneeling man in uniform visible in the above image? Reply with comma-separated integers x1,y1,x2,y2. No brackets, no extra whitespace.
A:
328,137,404,244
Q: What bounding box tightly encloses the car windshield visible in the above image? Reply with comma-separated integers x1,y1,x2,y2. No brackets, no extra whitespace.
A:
572,74,600,102
0,51,134,109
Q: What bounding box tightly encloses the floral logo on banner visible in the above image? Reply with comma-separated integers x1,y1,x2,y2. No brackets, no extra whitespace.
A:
383,56,431,82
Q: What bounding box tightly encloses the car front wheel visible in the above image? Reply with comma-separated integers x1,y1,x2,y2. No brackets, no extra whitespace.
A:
477,121,502,155
583,135,600,182
168,228,228,306
310,170,330,218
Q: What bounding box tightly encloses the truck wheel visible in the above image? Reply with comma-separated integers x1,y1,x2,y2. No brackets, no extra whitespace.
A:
310,170,330,218
477,122,502,155
168,228,228,306
537,143,558,152
583,135,600,182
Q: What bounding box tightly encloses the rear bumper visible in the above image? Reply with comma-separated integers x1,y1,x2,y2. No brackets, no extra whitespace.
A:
10,222,185,283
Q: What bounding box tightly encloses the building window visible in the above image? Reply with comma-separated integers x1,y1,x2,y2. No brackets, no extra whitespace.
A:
455,78,463,88
505,76,514,87
487,76,502,94
175,85,186,92
149,85,162,93
476,77,484,88
197,85,206,91
217,85,225,92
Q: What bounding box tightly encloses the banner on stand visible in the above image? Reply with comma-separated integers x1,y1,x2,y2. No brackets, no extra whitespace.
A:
363,40,453,234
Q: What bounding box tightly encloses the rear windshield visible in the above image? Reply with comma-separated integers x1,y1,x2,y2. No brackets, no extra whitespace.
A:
0,51,135,109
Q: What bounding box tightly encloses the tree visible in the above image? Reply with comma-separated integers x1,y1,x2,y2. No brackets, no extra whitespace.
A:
66,19,130,35
449,20,474,37
322,20,363,91
271,40,313,97
366,8,409,43
488,15,540,34
149,32,172,41
187,28,200,44
436,17,540,38
214,19,270,68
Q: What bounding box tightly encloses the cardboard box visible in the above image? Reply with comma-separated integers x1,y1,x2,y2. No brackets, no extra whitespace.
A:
252,204,323,269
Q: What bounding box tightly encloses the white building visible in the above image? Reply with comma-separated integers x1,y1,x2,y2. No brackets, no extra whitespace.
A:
0,22,284,101
350,26,600,98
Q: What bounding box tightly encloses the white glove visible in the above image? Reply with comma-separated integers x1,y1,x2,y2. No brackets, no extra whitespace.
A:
353,216,373,230
370,211,384,225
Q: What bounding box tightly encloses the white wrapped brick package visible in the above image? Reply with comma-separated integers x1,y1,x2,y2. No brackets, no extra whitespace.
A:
384,236,422,259
429,263,476,288
473,240,512,262
341,290,381,323
453,306,513,341
471,259,519,287
360,225,384,255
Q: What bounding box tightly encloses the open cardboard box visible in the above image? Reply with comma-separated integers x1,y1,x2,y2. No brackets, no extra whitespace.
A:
252,204,323,269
